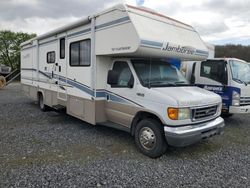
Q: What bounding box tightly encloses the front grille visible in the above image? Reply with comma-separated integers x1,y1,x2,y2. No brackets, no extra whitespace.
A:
192,105,218,121
240,97,250,106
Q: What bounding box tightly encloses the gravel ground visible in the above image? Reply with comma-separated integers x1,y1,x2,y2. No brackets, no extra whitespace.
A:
0,83,249,188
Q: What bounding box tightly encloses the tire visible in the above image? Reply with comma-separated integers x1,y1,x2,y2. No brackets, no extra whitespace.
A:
222,113,233,118
134,119,167,158
38,93,48,111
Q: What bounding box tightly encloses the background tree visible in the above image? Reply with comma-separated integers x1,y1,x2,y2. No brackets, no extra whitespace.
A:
0,30,36,70
215,45,250,62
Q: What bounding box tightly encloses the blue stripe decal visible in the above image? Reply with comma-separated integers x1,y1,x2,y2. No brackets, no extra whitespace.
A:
63,77,94,96
21,68,142,107
194,53,209,57
141,40,163,48
195,50,209,56
67,28,91,38
196,49,209,55
39,38,58,46
96,91,107,98
27,17,130,48
141,39,209,57
95,16,130,30
22,45,36,50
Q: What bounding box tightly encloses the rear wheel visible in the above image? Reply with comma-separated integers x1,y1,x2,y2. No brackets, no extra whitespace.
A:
38,93,48,111
135,119,167,158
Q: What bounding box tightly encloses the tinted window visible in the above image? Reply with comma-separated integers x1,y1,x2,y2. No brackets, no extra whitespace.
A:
60,38,65,59
112,61,134,88
47,51,55,64
70,39,91,66
200,60,227,83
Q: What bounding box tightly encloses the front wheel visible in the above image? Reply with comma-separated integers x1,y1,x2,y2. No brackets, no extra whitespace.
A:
135,119,167,158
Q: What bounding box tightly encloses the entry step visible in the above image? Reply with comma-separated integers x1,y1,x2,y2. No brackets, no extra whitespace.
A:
52,104,66,111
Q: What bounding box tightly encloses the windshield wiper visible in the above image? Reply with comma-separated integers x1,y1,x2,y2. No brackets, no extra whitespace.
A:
148,81,176,88
233,78,247,86
174,81,193,86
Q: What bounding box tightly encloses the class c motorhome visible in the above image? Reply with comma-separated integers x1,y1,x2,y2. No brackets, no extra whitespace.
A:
21,4,224,158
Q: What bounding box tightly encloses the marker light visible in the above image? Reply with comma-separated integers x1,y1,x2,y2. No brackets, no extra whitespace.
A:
168,108,190,120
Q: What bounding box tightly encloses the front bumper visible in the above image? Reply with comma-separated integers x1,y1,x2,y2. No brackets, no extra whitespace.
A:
164,117,225,147
229,105,250,114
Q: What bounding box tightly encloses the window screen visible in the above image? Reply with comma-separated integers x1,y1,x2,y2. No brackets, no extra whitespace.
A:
47,51,55,64
70,39,91,66
60,38,65,59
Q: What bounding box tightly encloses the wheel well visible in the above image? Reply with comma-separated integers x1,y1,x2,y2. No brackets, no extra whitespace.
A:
37,91,43,101
131,111,163,136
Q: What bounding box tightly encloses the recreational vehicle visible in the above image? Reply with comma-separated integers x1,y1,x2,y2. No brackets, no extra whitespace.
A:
182,58,250,116
21,4,224,158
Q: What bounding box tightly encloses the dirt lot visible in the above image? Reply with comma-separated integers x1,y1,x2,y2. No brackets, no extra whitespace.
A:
0,83,249,187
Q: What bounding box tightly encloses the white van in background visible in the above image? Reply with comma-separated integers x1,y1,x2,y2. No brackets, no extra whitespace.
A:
182,58,250,116
21,4,224,158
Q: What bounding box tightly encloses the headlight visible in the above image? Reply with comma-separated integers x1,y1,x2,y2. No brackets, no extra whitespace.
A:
167,108,190,120
217,102,222,114
232,91,240,106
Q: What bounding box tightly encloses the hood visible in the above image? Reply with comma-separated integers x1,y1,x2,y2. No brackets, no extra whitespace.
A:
152,86,221,107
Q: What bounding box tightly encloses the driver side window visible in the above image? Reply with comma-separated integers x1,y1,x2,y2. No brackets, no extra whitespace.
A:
200,61,227,84
112,61,134,88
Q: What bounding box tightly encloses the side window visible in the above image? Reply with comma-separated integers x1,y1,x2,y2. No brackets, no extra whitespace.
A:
60,38,65,59
200,61,226,83
112,61,134,88
47,51,55,64
70,39,91,66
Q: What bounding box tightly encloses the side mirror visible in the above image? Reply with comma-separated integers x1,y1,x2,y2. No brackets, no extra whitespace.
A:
107,70,119,85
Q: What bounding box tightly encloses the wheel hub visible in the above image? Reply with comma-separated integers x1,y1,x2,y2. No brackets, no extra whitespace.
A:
139,127,156,150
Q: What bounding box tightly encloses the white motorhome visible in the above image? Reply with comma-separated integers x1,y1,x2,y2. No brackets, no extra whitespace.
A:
21,4,224,158
182,58,250,116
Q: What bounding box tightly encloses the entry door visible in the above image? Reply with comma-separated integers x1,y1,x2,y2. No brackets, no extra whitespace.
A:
56,37,67,100
105,61,138,127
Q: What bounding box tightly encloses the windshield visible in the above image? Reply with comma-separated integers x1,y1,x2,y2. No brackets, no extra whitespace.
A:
229,60,250,83
132,59,190,88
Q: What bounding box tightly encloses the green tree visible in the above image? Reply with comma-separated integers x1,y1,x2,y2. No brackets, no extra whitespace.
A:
215,44,250,62
0,30,36,70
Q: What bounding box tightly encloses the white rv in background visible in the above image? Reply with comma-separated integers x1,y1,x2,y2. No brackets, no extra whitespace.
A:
21,4,224,158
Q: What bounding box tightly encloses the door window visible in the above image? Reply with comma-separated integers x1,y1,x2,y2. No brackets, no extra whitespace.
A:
47,51,55,64
112,61,134,88
200,60,227,83
60,38,65,59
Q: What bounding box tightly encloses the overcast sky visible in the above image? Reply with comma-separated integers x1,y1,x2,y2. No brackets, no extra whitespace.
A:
0,0,249,45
